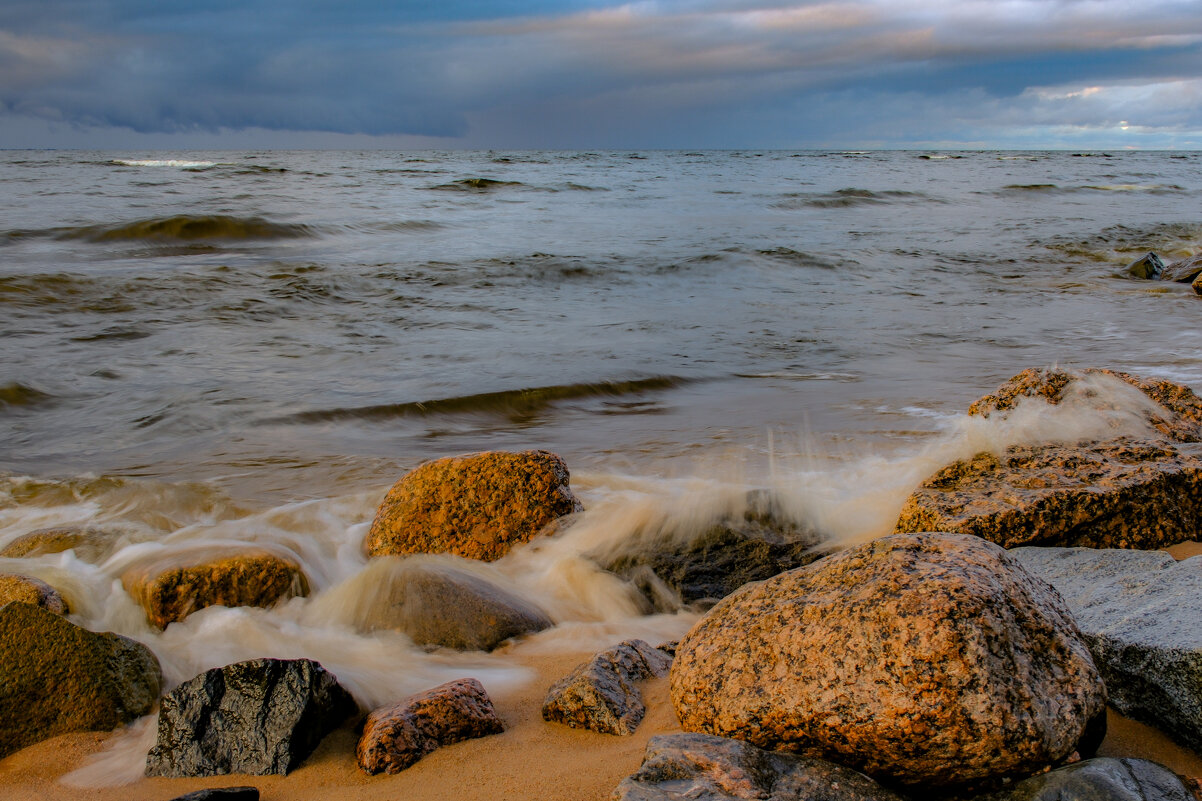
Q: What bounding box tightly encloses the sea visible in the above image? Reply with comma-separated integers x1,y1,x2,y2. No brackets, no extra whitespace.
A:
2,149,1200,782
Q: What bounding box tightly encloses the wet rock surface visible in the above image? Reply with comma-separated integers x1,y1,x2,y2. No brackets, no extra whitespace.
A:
0,602,161,759
1010,546,1202,753
670,533,1105,788
1126,252,1165,280
365,449,583,562
1161,253,1202,284
349,557,552,651
122,550,309,629
356,677,504,775
145,657,357,777
614,732,906,801
0,526,117,562
970,757,1194,801
543,639,672,735
0,573,67,614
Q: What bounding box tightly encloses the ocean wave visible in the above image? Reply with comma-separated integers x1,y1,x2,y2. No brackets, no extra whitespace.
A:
427,178,525,192
773,188,935,209
754,248,850,270
0,382,55,410
1044,222,1202,263
109,159,217,169
54,215,316,243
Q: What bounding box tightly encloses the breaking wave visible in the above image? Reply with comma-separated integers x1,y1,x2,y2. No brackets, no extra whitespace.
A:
54,215,317,243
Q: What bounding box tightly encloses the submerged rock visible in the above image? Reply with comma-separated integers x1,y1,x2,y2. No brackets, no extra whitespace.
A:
1161,253,1202,284
122,550,309,629
365,450,583,562
357,677,504,775
1126,252,1165,280
1010,546,1202,753
0,602,161,759
670,533,1105,788
0,526,117,562
0,573,67,614
974,757,1194,801
543,639,672,735
1193,271,1202,296
614,732,906,801
145,658,357,777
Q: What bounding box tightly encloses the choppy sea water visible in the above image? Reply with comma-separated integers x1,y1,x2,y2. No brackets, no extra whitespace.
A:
2,150,1201,783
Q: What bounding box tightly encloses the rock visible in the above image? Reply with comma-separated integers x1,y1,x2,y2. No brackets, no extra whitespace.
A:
168,788,260,801
0,573,67,614
614,732,906,801
0,602,161,759
670,533,1106,788
974,757,1193,801
347,556,552,651
145,657,357,777
1161,253,1202,283
543,639,672,736
600,492,823,608
1010,546,1202,752
894,439,1202,549
122,550,309,629
364,450,583,562
0,526,116,562
356,677,503,774
1126,252,1165,279
1194,272,1202,296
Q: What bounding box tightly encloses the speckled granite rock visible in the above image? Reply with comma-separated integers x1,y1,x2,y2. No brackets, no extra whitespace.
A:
348,557,552,651
894,439,1202,549
670,533,1105,788
356,677,503,775
365,450,583,562
971,757,1193,801
1161,254,1202,284
543,639,672,735
145,658,356,777
613,732,906,801
0,526,117,562
1010,546,1202,752
0,573,67,614
0,602,161,759
122,550,309,629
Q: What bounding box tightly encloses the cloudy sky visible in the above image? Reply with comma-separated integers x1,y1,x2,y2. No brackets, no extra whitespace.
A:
2,0,1201,149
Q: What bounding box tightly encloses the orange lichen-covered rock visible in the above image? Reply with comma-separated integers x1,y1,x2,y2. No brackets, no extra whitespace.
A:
670,533,1106,788
0,526,116,562
122,550,309,629
364,450,583,562
0,574,68,614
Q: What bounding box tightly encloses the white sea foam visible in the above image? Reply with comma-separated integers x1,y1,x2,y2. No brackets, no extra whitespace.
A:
110,159,216,168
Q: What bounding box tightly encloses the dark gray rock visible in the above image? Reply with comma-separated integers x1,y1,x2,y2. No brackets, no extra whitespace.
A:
972,757,1192,801
1161,254,1202,283
145,658,357,777
1010,547,1202,752
1126,252,1165,280
542,639,671,735
168,788,260,801
614,732,906,801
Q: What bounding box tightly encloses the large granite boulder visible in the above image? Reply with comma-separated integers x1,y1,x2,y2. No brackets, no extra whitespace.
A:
542,639,672,736
344,556,553,651
975,757,1194,801
0,602,161,759
1161,253,1202,284
0,526,117,562
356,677,503,774
614,732,906,801
146,658,357,777
0,573,68,614
122,550,309,629
364,450,583,562
670,533,1106,788
1010,546,1202,753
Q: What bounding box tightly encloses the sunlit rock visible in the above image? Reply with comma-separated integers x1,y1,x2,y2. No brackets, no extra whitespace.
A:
0,573,68,614
0,526,117,563
542,639,671,736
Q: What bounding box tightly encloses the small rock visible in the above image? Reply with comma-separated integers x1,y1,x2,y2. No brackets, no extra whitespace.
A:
1010,546,1202,753
0,573,68,614
145,658,357,777
356,677,503,775
364,450,583,562
122,550,309,629
613,732,906,801
543,639,672,735
168,788,260,801
670,533,1105,788
1161,253,1202,284
1193,272,1202,296
0,602,161,759
974,757,1193,801
1127,252,1165,280
0,526,116,562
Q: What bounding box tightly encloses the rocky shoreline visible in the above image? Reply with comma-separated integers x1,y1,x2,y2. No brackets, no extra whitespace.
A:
3,366,1202,800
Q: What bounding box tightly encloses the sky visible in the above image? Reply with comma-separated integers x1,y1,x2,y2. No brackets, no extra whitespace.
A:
2,0,1201,150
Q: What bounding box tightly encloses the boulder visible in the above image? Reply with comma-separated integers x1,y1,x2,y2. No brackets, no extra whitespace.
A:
0,602,161,759
356,677,503,774
0,526,116,562
364,450,583,562
145,658,357,777
614,732,906,801
0,573,67,614
1161,253,1202,283
975,757,1194,801
1194,272,1202,296
600,492,823,608
169,789,260,801
542,639,673,736
670,533,1106,788
894,439,1202,549
122,550,309,629
1010,546,1202,752
1126,252,1165,280
347,557,552,651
